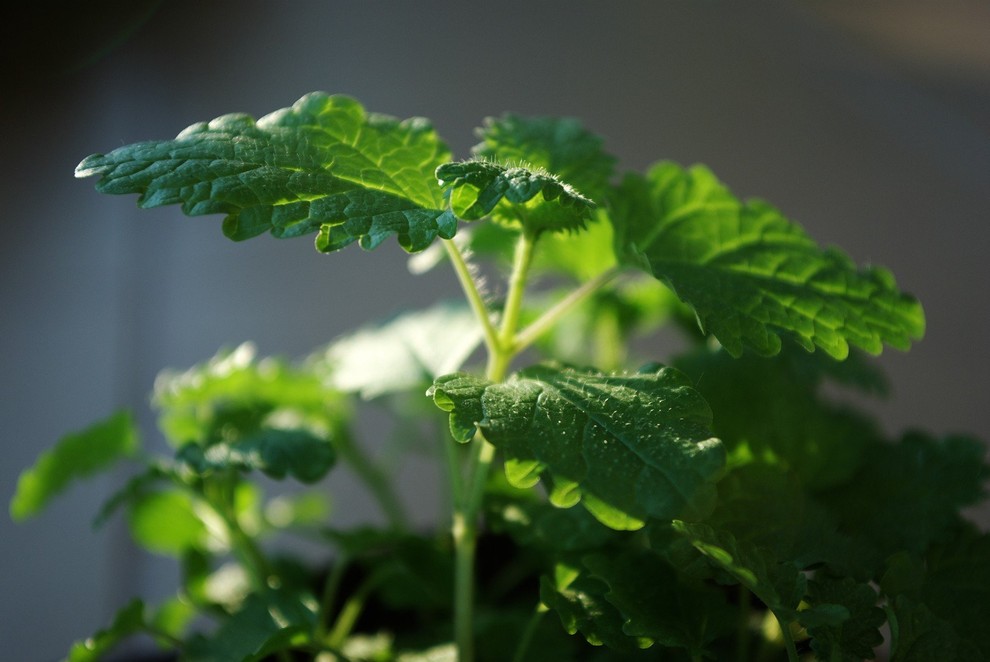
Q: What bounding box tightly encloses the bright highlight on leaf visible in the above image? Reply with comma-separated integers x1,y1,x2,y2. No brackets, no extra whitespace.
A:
75,93,456,252
430,364,724,529
611,162,926,358
437,160,594,235
11,410,139,521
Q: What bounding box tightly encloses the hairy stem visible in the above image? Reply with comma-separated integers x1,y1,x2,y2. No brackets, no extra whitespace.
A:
512,603,548,662
443,238,500,357
452,232,536,662
776,613,800,662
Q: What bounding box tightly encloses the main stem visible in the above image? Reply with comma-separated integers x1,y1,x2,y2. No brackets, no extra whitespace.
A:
448,233,536,662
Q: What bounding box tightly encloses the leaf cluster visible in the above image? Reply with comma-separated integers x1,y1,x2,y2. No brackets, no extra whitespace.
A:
11,92,986,662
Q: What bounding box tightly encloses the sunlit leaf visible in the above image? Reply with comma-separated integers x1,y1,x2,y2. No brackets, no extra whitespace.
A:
437,160,594,235
611,163,925,358
77,92,456,252
66,599,145,662
430,363,724,529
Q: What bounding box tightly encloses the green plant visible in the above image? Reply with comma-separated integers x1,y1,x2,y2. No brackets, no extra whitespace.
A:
11,92,989,661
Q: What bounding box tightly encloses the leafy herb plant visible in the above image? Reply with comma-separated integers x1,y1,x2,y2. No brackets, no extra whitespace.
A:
12,92,989,661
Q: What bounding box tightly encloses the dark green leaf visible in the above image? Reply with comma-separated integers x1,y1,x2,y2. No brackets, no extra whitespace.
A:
584,550,735,657
672,521,805,620
312,301,483,399
801,576,885,661
821,433,988,559
540,567,649,651
676,347,883,492
882,527,990,660
486,494,615,554
437,160,594,235
473,113,616,203
611,163,925,358
66,599,145,662
77,92,456,252
178,428,336,483
430,364,724,529
11,410,139,521
887,596,975,662
184,591,316,662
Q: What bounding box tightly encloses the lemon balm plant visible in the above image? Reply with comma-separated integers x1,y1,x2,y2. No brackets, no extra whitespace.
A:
12,92,989,661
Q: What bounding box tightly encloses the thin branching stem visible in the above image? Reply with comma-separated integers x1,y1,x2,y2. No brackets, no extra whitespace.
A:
443,238,500,357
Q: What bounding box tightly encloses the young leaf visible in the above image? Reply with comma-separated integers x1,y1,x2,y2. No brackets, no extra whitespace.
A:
430,364,724,529
311,301,484,399
76,92,456,252
472,114,616,203
610,163,925,358
10,410,139,521
436,160,594,235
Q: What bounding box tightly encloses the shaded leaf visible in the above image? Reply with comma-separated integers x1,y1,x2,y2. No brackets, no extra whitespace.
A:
584,550,734,657
184,591,316,662
312,301,483,399
676,347,883,492
540,569,649,651
11,410,139,521
437,160,594,235
672,521,805,620
821,433,988,559
802,576,885,661
430,364,724,529
611,163,925,358
486,494,615,555
77,92,456,252
178,428,336,483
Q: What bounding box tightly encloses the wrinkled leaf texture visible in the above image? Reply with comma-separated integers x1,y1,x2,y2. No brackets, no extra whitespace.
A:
76,93,456,252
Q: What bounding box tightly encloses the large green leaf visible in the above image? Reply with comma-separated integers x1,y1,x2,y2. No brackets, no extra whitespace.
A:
10,410,139,521
429,364,724,529
437,160,594,235
76,92,456,252
128,488,208,556
472,114,616,203
611,163,925,358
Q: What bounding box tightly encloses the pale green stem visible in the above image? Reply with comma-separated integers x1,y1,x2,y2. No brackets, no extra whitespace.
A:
315,554,351,640
452,232,537,662
443,239,500,357
326,574,379,649
512,604,548,662
776,612,800,662
513,267,622,355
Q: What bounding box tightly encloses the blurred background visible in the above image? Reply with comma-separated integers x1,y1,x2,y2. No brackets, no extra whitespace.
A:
2,1,988,658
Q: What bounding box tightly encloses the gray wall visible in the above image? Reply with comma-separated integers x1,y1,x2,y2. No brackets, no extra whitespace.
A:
3,2,988,659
